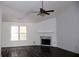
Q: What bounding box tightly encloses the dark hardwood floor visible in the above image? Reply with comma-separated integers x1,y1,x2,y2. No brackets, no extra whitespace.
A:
1,45,79,57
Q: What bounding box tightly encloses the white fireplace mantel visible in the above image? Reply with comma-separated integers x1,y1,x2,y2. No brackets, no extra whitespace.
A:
38,31,54,33
38,31,54,36
38,31,57,47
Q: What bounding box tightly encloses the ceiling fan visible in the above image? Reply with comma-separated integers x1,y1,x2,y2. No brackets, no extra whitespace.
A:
17,1,55,20
37,1,54,16
18,1,55,20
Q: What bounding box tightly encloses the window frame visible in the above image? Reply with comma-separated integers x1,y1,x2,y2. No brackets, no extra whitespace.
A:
11,25,27,41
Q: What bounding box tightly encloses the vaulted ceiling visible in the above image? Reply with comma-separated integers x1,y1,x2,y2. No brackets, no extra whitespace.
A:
0,1,73,23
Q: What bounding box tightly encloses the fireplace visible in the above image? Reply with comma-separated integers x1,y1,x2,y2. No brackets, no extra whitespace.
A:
41,39,51,45
40,36,51,45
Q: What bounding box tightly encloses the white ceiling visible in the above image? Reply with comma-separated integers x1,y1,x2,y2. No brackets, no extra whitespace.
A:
0,1,73,23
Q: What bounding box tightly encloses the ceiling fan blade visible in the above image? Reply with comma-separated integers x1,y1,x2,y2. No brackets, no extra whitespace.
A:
37,13,41,15
44,12,50,15
30,11,38,13
46,10,54,12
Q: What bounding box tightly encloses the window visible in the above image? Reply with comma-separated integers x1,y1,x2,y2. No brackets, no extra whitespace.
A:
11,25,27,41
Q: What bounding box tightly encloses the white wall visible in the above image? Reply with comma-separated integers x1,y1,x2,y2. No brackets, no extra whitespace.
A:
37,18,57,47
0,6,2,57
2,22,40,47
56,2,79,53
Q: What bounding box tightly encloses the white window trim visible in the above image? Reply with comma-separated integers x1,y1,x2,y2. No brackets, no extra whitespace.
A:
11,25,27,41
